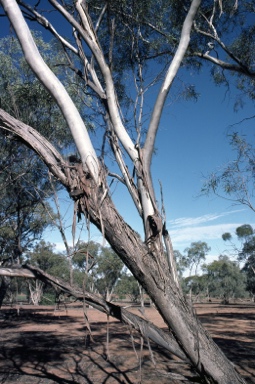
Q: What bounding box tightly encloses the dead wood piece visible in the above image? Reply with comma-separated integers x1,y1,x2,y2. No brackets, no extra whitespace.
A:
0,264,187,361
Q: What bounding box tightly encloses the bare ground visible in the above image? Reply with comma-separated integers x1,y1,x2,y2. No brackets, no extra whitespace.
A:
0,301,255,384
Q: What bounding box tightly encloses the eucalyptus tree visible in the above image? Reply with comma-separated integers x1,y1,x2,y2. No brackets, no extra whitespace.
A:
94,246,124,301
203,133,255,212
222,224,255,298
26,240,69,304
202,255,247,304
184,241,211,276
0,0,253,382
116,274,141,302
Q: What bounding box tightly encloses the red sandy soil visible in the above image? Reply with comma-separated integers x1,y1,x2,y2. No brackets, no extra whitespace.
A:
0,301,255,383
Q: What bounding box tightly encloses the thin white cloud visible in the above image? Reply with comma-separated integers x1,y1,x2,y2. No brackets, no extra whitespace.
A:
169,209,244,229
170,223,242,245
168,209,253,250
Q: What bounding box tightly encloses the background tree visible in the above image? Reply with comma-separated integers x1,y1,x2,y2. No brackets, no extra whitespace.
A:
72,241,100,273
115,273,141,302
0,0,254,382
222,224,252,255
94,246,124,301
184,241,211,276
174,250,188,278
0,150,54,264
242,258,255,301
28,240,69,279
182,274,207,302
203,133,255,212
73,241,124,301
72,240,101,292
222,224,255,299
202,255,247,304
239,235,255,297
26,240,69,304
236,224,255,281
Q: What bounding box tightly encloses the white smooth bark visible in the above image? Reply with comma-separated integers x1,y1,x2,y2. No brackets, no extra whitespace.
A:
144,0,201,169
1,0,100,181
194,52,255,76
49,0,139,164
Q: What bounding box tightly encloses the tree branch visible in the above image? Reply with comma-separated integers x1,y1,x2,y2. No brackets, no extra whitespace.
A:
17,1,106,98
1,0,100,181
17,0,79,55
49,0,139,164
0,108,68,186
143,0,201,189
0,264,187,362
193,18,255,78
193,52,255,77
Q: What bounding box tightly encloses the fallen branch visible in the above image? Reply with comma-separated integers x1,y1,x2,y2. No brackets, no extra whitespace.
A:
0,264,187,361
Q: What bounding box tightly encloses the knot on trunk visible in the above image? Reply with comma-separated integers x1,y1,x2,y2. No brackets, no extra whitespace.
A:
147,214,162,238
65,163,93,200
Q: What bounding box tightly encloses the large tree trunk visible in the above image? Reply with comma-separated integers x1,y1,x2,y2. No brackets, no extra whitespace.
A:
85,179,244,384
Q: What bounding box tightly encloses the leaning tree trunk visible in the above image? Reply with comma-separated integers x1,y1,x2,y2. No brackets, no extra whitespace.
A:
68,162,245,384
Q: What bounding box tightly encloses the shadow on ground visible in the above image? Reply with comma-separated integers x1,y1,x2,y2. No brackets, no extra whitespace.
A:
0,304,254,384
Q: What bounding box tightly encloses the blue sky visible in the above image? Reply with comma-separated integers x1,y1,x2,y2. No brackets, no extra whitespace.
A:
152,70,255,258
1,4,255,266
